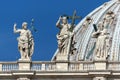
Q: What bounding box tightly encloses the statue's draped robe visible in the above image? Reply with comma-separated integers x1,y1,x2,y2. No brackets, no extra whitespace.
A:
57,24,71,55
16,29,34,59
92,30,110,60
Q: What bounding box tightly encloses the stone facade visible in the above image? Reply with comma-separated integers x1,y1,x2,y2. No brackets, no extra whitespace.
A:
0,60,119,80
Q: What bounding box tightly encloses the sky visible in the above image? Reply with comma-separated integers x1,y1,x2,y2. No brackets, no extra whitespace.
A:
0,0,109,61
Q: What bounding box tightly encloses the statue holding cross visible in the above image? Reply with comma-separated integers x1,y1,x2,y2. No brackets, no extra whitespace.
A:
56,16,71,55
56,10,81,58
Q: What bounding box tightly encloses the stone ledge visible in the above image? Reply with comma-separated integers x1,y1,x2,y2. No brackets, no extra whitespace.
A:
0,73,12,76
36,72,89,76
89,71,111,75
12,72,34,75
17,60,32,63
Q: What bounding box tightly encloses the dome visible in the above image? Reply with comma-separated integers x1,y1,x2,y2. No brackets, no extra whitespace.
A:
52,0,120,61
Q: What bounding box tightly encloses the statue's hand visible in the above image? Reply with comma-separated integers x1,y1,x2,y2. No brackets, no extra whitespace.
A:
59,16,62,20
14,23,17,27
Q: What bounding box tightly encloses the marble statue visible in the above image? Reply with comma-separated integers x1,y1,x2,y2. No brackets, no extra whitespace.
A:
56,16,72,55
97,22,104,31
81,17,92,32
103,11,115,28
92,29,110,60
14,22,34,60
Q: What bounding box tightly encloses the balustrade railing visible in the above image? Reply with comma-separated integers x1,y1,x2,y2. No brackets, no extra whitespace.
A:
69,62,80,71
31,61,56,71
1,62,18,71
31,63,42,71
0,61,120,71
83,62,95,70
69,61,95,71
107,61,120,70
45,62,56,71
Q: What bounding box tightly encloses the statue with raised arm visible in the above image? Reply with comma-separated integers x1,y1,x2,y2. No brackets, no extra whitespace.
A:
103,11,115,28
81,17,92,33
56,16,72,55
92,29,110,60
14,22,34,60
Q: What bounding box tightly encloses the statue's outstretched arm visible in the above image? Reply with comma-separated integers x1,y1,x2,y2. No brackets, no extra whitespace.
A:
13,23,21,33
92,31,101,38
56,16,62,29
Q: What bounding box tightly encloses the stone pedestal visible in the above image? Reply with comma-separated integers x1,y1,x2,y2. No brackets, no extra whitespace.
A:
79,63,83,70
56,54,68,61
18,59,31,70
56,62,68,71
56,54,69,71
94,60,107,70
93,77,107,80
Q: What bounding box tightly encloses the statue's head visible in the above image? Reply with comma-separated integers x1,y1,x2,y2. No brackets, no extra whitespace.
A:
98,22,104,30
86,16,91,21
107,11,113,14
62,16,68,24
22,22,28,30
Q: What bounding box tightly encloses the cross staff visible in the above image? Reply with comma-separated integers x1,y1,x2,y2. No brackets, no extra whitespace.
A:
64,10,82,58
30,19,37,32
67,10,82,32
28,19,37,58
